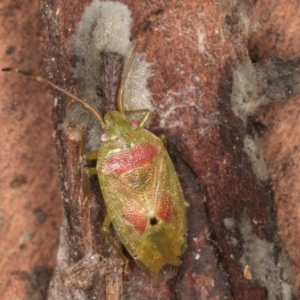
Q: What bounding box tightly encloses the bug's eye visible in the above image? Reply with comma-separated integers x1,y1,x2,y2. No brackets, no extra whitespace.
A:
100,133,109,142
130,120,139,129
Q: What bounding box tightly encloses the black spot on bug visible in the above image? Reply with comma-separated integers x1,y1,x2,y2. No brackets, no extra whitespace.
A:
150,217,158,226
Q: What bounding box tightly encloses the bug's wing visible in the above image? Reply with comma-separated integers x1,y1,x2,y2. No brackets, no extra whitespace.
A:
98,163,152,259
98,130,187,275
134,148,187,275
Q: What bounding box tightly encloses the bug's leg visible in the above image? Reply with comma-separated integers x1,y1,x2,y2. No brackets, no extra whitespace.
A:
125,109,150,128
102,214,129,273
68,123,98,210
84,151,98,160
85,167,97,174
78,166,100,210
82,152,99,206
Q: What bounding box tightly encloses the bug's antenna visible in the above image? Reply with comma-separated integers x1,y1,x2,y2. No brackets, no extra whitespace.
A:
116,9,164,115
2,68,105,129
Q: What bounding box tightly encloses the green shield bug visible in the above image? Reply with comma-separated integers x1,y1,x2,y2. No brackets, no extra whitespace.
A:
2,9,188,276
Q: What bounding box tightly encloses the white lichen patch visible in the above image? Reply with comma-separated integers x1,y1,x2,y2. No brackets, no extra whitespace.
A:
223,217,236,231
223,217,239,246
278,248,295,299
243,135,269,181
239,213,294,300
231,58,300,125
231,62,269,124
66,0,153,150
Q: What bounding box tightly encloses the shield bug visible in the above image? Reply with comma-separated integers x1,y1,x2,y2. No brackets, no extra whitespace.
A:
2,9,188,276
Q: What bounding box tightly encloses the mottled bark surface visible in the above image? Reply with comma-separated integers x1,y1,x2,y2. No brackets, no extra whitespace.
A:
1,0,300,299
249,0,300,296
0,0,61,299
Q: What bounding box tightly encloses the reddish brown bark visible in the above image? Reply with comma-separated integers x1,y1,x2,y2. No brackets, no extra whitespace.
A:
250,0,300,296
1,0,299,299
0,0,61,299
39,0,284,299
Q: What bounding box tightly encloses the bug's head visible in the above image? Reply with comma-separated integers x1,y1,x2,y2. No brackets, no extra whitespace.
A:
103,111,133,140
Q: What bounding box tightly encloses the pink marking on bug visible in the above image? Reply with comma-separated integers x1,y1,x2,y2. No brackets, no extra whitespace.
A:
123,206,147,232
156,197,173,222
130,120,139,129
100,132,109,142
103,143,158,175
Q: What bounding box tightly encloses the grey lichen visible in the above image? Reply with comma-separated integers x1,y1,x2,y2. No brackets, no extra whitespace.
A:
239,213,294,300
231,57,300,125
231,57,300,181
65,0,153,150
231,62,269,124
243,135,269,181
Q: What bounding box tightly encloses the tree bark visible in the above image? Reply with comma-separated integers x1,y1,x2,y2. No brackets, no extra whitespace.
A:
0,1,61,299
2,0,295,299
